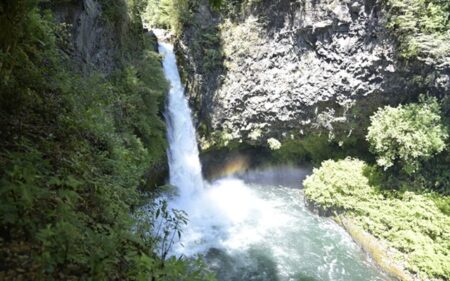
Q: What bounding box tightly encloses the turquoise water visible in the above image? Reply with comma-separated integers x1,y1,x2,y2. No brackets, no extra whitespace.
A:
159,37,388,281
170,167,389,281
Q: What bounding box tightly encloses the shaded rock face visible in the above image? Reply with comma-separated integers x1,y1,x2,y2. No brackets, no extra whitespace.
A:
176,0,223,132
179,0,449,146
52,0,120,74
51,1,167,186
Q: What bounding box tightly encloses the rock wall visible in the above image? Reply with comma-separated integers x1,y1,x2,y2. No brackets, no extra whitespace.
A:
51,0,132,74
49,0,167,186
178,0,449,149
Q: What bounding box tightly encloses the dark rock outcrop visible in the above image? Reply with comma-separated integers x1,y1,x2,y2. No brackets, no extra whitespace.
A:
178,0,449,148
52,0,125,74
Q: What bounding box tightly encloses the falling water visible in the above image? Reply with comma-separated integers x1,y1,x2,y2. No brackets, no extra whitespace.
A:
159,42,204,203
158,40,388,281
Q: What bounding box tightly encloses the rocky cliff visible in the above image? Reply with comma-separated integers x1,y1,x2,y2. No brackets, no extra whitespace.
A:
50,0,142,74
177,0,450,149
49,0,168,185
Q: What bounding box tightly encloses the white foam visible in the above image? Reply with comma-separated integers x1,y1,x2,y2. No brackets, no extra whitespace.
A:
159,40,387,281
159,42,204,200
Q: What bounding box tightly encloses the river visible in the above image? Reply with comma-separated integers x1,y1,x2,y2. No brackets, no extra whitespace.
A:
159,40,389,281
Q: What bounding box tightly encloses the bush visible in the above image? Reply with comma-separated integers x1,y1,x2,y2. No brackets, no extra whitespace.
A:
267,138,281,150
385,0,450,61
0,1,213,280
303,158,450,280
366,97,448,174
359,192,450,280
303,158,374,212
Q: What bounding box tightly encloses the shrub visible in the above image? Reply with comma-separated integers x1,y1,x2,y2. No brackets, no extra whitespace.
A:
385,0,450,62
358,192,450,280
303,158,450,280
366,97,448,174
267,138,281,150
303,158,374,212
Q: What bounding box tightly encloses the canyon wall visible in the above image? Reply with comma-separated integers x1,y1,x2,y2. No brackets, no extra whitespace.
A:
51,0,144,74
177,0,450,149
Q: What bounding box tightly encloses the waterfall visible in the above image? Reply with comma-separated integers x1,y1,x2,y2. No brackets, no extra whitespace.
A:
159,42,204,201
157,38,387,281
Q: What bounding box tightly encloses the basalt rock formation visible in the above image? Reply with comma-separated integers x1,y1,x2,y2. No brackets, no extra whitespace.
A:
177,0,450,149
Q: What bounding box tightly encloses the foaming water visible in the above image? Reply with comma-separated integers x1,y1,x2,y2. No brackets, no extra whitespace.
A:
158,41,387,281
169,175,387,281
159,42,203,202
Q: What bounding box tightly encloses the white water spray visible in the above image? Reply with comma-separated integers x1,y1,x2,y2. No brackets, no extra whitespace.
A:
158,39,387,281
159,42,204,202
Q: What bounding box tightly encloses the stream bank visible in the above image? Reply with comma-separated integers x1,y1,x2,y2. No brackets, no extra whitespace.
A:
305,198,414,281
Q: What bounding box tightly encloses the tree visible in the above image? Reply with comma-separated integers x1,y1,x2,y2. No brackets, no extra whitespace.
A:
366,97,448,174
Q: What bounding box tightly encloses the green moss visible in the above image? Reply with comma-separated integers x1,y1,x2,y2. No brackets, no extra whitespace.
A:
272,134,348,165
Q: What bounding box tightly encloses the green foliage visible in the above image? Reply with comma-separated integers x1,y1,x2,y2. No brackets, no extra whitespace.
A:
99,0,128,24
367,97,448,174
208,0,261,16
432,195,450,215
304,158,450,280
358,192,450,280
198,27,224,73
195,27,224,73
303,158,375,211
0,1,213,280
384,0,450,61
95,0,150,58
209,0,224,10
271,134,364,165
143,0,193,35
134,200,216,281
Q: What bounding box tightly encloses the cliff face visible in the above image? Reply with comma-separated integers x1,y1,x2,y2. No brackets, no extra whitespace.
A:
50,0,167,185
178,0,449,148
51,0,135,74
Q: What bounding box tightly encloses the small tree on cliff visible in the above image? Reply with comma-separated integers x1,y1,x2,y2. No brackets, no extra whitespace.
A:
367,96,448,174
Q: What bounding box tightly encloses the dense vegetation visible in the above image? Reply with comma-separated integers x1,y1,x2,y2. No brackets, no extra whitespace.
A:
2,0,449,280
385,0,450,62
304,158,450,280
367,97,448,174
304,98,450,280
144,0,193,35
0,0,212,280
